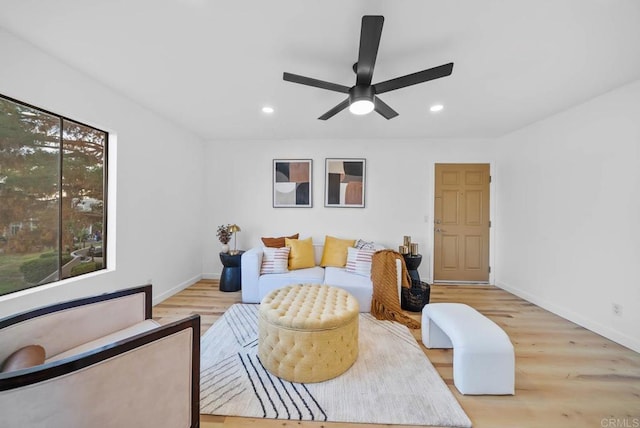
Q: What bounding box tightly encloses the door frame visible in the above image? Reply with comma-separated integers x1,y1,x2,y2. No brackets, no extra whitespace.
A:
426,160,496,285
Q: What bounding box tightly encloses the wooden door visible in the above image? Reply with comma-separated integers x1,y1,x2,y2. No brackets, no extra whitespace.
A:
434,164,490,282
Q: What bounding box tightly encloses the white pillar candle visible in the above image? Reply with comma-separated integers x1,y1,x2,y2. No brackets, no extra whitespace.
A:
410,243,419,256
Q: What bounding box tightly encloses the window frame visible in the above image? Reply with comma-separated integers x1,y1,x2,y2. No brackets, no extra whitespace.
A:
0,93,109,295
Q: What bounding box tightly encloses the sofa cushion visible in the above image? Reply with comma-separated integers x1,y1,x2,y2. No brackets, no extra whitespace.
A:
324,267,374,311
320,235,356,268
260,247,290,274
259,266,325,285
258,266,325,299
285,237,315,270
1,344,46,373
261,233,299,248
346,247,376,276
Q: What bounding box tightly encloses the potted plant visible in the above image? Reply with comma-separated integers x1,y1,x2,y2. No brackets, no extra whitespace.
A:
217,224,232,253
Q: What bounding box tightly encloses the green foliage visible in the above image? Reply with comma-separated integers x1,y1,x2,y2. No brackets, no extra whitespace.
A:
70,261,103,277
19,254,72,284
0,252,43,295
1,96,105,257
0,99,60,234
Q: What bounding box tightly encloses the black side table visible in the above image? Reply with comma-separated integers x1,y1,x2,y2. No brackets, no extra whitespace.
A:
400,253,430,312
402,254,422,283
219,251,244,292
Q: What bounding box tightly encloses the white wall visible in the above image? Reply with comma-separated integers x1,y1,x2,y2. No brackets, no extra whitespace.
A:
202,138,494,282
0,28,205,315
4,22,636,354
494,79,640,352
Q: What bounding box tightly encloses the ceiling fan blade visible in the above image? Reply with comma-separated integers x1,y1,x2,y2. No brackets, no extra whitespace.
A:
283,72,350,93
374,97,399,120
318,99,350,120
374,62,454,94
356,15,384,86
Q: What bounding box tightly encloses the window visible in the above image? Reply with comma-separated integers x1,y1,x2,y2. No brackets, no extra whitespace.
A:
0,94,108,296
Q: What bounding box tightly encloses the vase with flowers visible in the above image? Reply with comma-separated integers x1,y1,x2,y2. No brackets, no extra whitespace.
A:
217,224,232,253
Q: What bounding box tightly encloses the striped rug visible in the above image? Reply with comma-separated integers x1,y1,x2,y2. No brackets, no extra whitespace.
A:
200,304,471,427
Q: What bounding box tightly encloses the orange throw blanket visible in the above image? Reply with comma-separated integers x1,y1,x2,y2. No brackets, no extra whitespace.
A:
370,250,421,329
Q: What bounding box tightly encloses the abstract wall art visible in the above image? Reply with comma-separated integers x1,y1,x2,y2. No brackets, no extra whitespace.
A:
324,158,366,208
273,159,312,207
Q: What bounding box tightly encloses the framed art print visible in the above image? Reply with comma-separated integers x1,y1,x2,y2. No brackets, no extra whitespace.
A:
273,159,312,207
324,158,366,208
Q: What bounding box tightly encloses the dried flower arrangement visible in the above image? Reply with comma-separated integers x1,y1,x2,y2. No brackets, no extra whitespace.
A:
216,224,231,244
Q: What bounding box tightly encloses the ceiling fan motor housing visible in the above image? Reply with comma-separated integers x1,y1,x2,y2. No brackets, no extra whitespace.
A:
349,85,375,104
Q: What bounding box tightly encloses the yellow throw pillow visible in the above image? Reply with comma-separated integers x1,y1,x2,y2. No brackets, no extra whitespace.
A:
285,237,315,270
320,235,356,267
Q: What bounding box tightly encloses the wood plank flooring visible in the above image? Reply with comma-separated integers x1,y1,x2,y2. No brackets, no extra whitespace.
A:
153,280,640,428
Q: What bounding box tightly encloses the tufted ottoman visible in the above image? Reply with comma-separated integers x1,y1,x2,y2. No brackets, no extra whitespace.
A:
258,284,359,383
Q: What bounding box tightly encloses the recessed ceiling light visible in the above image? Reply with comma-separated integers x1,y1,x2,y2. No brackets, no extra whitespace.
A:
430,104,444,113
262,106,274,114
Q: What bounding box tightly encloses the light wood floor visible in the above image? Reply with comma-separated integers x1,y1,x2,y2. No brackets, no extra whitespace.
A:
153,280,640,428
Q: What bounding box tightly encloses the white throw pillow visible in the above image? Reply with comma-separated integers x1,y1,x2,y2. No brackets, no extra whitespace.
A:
260,247,290,274
345,247,376,276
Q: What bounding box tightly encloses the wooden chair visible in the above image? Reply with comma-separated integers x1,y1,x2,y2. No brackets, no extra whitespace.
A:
0,285,200,428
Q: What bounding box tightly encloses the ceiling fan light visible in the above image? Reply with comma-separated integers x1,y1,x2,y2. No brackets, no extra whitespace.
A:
348,85,376,115
349,99,375,115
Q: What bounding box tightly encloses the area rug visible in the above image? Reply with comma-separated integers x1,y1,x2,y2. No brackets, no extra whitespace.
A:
200,304,472,427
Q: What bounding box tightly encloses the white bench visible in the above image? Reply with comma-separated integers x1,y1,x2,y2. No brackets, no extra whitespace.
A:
421,303,515,395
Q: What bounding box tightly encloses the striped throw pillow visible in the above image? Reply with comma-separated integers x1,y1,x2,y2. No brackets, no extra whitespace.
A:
260,247,290,274
345,247,376,276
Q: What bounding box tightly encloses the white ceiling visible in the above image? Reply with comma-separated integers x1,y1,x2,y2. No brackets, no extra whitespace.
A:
1,0,639,141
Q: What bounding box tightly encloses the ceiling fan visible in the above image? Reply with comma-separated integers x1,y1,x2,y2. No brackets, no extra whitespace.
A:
283,15,454,120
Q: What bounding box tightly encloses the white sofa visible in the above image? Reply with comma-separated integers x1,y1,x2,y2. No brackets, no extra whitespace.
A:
242,242,398,312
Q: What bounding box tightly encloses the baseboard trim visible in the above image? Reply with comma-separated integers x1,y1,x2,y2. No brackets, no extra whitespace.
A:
153,274,202,306
202,273,221,280
433,281,490,285
496,281,640,353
